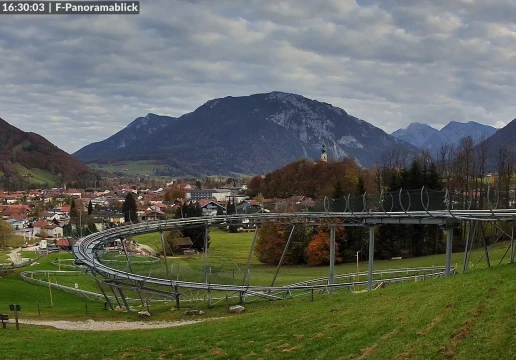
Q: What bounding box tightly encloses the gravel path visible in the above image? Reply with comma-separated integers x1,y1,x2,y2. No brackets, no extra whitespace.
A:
16,318,214,331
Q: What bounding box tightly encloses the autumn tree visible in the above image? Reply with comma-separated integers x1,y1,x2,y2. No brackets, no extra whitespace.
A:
306,231,342,266
255,224,291,265
247,175,264,197
164,188,185,201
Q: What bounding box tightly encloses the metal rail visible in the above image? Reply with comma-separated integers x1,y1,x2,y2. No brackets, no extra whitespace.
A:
72,209,516,301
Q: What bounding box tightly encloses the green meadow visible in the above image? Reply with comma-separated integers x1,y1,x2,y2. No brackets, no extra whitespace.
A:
0,229,515,359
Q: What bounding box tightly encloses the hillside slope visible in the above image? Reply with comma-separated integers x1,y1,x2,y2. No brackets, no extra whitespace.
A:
74,92,415,175
1,262,513,359
479,118,516,171
0,117,97,187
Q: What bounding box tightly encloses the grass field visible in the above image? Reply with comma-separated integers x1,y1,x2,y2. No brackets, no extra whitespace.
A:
88,161,161,176
12,162,57,185
1,228,516,359
1,262,515,359
129,229,513,287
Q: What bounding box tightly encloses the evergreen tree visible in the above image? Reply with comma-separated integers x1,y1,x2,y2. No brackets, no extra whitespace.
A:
70,198,78,219
122,192,138,223
356,176,366,195
87,200,93,216
332,180,344,199
332,180,345,211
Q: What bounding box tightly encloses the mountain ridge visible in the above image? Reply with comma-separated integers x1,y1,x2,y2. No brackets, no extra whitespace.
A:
74,91,417,176
392,120,497,152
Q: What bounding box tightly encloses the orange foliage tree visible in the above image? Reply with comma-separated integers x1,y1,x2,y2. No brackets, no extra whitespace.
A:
306,229,343,266
255,224,289,265
255,223,313,265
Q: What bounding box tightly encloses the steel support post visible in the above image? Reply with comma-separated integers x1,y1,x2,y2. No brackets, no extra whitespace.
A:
174,285,180,310
203,223,209,281
445,227,454,277
329,226,335,293
480,223,490,267
160,230,171,280
110,285,122,308
242,225,259,286
270,225,296,287
368,226,375,291
118,288,131,312
120,237,133,274
462,222,471,273
92,276,114,311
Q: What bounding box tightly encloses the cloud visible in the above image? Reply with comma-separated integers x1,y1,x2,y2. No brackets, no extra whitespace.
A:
0,0,515,153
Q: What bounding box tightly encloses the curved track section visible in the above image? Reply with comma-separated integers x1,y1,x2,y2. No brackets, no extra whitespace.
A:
73,211,510,297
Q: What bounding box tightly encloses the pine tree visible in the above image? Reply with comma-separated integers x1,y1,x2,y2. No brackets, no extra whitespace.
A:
356,176,366,195
122,192,138,223
332,180,345,212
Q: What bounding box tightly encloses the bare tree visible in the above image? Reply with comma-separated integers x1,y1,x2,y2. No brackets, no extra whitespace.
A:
453,136,475,207
474,133,489,209
377,145,411,190
496,145,514,208
436,143,455,191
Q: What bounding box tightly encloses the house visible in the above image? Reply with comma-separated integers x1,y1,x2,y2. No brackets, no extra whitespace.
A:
55,205,71,217
32,220,63,238
7,213,28,229
7,219,24,230
173,237,194,254
141,209,165,221
178,183,193,191
199,199,226,216
55,238,77,251
41,211,61,221
32,220,51,236
98,212,125,224
43,224,64,238
90,197,110,207
186,189,231,202
136,205,149,218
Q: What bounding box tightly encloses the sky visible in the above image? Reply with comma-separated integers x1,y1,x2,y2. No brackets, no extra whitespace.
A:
1,0,515,154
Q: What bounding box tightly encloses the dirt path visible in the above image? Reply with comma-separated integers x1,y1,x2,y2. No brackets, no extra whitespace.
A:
17,318,216,331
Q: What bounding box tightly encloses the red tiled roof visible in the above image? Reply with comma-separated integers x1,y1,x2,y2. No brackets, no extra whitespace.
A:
33,220,51,228
9,213,25,221
145,210,165,215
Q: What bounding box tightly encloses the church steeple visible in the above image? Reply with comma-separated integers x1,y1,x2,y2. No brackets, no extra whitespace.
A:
320,144,327,163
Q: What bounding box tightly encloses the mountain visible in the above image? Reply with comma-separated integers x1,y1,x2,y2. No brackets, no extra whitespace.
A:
74,92,415,176
392,121,497,153
75,113,177,162
391,123,441,148
0,117,97,187
478,119,516,170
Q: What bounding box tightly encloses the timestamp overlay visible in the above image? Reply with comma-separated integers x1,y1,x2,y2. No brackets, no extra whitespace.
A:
0,1,139,15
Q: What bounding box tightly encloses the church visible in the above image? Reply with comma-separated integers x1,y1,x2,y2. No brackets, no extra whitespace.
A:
320,144,327,163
